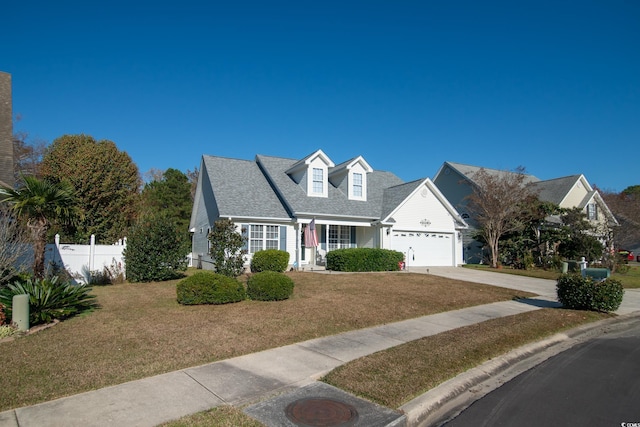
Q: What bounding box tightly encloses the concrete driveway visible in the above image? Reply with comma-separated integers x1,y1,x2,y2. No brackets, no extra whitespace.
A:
421,266,640,315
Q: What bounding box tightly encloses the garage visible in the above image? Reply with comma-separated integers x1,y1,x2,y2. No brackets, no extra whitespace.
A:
391,231,455,267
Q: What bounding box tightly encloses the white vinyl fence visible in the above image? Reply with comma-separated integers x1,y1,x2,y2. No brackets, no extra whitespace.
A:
45,235,126,284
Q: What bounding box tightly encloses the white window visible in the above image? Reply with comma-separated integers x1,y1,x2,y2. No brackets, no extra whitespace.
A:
353,173,363,197
328,225,352,251
587,203,598,220
312,168,324,194
249,225,279,254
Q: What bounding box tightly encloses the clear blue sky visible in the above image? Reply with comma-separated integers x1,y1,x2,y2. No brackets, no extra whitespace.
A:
3,1,639,191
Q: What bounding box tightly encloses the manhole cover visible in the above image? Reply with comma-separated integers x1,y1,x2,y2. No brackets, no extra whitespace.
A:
285,397,359,427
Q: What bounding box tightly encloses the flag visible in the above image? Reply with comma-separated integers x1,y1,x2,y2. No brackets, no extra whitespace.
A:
304,218,318,247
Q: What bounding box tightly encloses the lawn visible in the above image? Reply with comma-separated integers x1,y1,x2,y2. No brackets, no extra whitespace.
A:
0,271,529,412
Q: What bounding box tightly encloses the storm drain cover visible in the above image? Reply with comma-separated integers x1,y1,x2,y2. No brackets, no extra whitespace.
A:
285,397,359,426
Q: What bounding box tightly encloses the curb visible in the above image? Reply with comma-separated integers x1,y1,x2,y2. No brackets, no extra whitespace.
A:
400,312,640,427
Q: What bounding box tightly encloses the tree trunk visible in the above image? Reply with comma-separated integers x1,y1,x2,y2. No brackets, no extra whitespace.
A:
29,219,48,278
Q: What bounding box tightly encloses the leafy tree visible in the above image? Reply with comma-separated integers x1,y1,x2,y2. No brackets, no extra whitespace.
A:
40,134,141,243
500,200,564,269
466,167,537,268
557,208,604,262
123,213,190,282
139,168,192,234
208,219,247,277
0,176,78,278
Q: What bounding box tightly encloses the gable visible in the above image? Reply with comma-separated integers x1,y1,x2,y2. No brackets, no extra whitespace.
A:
382,178,467,231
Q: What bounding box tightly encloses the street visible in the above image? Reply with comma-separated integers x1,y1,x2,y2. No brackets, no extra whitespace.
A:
444,316,640,427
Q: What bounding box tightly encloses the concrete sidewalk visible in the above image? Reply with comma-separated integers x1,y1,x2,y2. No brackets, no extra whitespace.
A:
1,267,638,427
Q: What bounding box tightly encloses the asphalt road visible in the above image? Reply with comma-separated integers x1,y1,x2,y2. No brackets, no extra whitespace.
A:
443,316,640,427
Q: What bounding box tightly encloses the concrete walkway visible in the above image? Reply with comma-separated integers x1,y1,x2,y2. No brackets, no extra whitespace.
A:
1,267,638,427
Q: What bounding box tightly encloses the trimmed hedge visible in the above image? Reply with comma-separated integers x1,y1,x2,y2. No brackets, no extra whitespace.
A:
556,274,624,313
246,271,294,301
176,272,246,305
250,249,289,273
326,248,404,272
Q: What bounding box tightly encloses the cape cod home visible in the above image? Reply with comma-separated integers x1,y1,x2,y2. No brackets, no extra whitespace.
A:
190,150,468,270
433,161,619,264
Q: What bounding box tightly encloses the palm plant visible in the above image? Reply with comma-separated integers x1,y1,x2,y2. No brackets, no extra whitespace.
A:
0,176,78,278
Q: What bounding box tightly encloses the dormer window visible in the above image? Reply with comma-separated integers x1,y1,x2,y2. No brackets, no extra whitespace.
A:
330,156,372,201
352,173,363,197
312,168,324,194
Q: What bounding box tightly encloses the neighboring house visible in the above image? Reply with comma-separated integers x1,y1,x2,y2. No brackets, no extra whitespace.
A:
190,150,468,270
433,161,619,263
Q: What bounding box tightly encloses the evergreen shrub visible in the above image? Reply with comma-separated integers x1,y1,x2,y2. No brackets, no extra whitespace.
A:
123,214,190,282
246,271,294,301
250,249,289,273
176,272,246,305
556,274,624,313
326,248,404,272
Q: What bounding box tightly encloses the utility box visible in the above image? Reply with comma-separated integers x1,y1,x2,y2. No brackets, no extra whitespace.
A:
12,294,29,331
582,268,610,281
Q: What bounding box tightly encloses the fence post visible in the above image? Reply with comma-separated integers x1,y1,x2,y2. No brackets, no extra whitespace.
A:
53,234,61,266
89,235,96,272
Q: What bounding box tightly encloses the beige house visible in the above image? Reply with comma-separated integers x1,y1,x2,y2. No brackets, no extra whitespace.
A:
433,161,619,263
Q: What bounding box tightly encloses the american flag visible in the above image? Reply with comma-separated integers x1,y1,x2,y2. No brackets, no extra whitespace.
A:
304,218,318,247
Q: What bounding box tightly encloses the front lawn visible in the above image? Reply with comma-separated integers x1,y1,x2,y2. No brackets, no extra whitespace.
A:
0,271,529,411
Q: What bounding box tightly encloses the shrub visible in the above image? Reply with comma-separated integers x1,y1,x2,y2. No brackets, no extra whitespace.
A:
0,276,98,326
246,271,294,301
0,302,6,325
208,219,247,278
250,249,289,273
326,248,404,272
556,274,624,313
124,213,190,282
176,272,246,305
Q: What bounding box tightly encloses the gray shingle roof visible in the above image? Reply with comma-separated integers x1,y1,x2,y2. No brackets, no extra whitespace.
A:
446,161,541,185
529,175,582,205
201,155,291,219
256,154,405,219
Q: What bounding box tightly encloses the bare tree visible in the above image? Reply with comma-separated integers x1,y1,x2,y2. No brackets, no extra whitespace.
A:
0,204,31,285
466,167,538,268
13,131,46,184
600,186,640,250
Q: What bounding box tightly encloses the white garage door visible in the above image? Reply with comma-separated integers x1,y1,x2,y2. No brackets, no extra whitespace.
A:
391,231,454,266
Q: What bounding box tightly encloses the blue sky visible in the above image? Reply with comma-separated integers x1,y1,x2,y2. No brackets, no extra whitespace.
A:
3,1,639,191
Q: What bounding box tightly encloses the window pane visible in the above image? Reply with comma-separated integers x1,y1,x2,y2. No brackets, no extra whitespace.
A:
353,173,362,197
312,168,323,193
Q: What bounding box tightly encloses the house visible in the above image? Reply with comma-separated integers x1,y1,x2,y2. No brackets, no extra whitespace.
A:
433,161,619,263
190,150,468,270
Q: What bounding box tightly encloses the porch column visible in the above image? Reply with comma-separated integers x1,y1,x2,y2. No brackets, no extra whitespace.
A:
294,221,301,271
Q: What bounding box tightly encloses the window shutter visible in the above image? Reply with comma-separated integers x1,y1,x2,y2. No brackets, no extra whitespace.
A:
279,226,287,250
241,224,248,252
350,226,356,247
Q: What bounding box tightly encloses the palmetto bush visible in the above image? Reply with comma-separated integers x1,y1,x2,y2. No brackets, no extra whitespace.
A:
0,277,98,326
